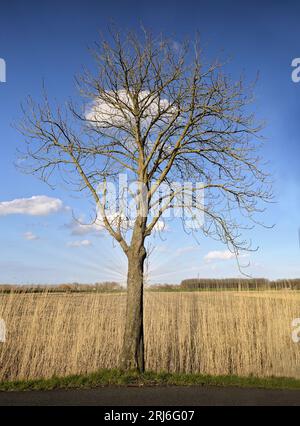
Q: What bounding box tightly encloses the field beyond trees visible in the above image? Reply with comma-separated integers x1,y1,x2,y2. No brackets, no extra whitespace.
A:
1,289,300,382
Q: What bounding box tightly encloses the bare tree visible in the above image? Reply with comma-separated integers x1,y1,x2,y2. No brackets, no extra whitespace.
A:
17,29,272,372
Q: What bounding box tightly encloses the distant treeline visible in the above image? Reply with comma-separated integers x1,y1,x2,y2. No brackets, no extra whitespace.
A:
151,278,300,291
1,278,300,293
0,282,125,294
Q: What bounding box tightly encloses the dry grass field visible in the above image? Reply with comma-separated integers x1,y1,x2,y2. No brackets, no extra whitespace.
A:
0,290,300,382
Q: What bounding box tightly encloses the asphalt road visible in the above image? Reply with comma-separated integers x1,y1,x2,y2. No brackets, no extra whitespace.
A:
0,386,300,406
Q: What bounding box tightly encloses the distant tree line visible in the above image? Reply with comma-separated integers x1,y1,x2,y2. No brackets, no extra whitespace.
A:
1,278,300,293
149,278,300,291
0,282,124,294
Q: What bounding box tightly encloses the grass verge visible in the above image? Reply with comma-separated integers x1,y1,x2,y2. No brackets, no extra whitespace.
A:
1,369,300,392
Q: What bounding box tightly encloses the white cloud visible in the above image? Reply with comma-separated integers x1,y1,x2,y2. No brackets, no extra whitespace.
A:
86,89,174,130
65,219,104,236
204,250,236,263
0,196,63,216
66,239,92,248
23,231,39,241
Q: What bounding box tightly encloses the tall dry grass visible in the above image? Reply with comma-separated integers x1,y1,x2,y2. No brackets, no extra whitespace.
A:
0,290,300,381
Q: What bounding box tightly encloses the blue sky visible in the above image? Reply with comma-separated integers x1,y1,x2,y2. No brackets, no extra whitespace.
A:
0,0,299,284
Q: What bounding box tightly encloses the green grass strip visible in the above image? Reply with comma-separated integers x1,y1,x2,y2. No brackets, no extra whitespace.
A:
1,369,300,392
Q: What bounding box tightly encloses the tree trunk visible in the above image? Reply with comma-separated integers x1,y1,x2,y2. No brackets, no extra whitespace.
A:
120,244,146,372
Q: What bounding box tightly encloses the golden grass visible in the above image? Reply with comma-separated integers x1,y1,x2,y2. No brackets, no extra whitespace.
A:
0,290,300,381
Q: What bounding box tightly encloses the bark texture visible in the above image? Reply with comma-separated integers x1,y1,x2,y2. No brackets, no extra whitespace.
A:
121,242,146,371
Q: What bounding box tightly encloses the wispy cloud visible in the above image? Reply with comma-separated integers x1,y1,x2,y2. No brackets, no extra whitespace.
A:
65,216,168,236
172,40,182,52
204,250,236,263
23,231,39,241
155,246,169,254
65,219,103,236
176,246,199,256
0,196,63,216
66,239,92,248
